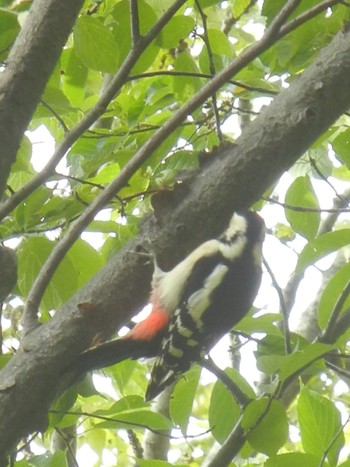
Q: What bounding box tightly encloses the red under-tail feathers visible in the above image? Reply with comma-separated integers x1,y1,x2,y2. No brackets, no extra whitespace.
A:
76,308,168,374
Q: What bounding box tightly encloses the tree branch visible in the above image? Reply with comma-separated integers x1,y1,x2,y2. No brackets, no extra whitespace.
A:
130,0,141,45
0,13,350,460
0,0,84,199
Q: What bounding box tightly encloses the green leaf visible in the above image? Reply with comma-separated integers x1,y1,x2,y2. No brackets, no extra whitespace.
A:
109,359,148,396
265,452,323,467
296,229,350,273
242,398,288,456
225,367,256,399
111,0,159,74
17,237,78,312
332,128,350,168
25,451,68,467
237,312,283,335
41,86,74,115
13,187,51,229
318,262,350,330
206,29,233,56
138,460,187,467
173,52,202,103
74,15,118,72
209,376,241,443
0,354,11,370
0,8,20,60
10,135,34,174
67,136,120,176
262,0,286,24
67,239,103,288
278,343,331,381
96,404,171,431
8,170,33,192
231,0,250,18
297,386,344,466
49,386,79,428
88,162,120,184
107,395,147,412
86,220,122,234
257,354,286,375
170,366,201,433
285,176,320,240
199,47,224,74
61,47,88,106
197,0,219,7
256,336,329,380
157,15,195,49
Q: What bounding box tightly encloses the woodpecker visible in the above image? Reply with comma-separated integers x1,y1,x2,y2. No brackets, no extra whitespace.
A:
77,211,265,401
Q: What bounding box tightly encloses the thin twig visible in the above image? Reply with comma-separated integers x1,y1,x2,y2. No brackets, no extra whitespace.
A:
53,427,79,467
263,197,350,213
39,99,69,133
318,414,350,467
202,356,253,407
309,156,349,206
319,187,350,235
263,256,292,354
49,409,211,439
54,172,105,191
129,70,278,95
325,360,350,379
322,279,350,340
130,0,141,45
194,0,223,140
329,307,350,343
127,429,143,460
22,0,303,330
278,0,345,39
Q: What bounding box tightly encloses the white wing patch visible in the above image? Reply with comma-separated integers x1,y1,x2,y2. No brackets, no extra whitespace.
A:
155,239,222,312
187,264,229,330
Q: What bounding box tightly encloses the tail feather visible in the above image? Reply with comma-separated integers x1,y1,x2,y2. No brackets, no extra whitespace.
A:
145,366,181,401
76,337,160,374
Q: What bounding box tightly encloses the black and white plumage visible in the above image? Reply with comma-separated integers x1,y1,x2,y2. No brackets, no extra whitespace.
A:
145,210,264,400
76,211,265,401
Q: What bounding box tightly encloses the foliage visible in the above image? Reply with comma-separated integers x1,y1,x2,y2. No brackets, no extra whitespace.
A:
0,0,350,466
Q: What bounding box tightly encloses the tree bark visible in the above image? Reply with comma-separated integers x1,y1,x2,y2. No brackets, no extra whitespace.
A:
0,24,350,460
0,0,84,199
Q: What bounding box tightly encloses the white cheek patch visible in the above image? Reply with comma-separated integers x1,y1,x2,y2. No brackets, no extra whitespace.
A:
225,213,247,239
219,235,246,260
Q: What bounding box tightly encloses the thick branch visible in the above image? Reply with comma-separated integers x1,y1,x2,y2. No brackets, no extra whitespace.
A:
0,0,84,199
0,24,350,458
